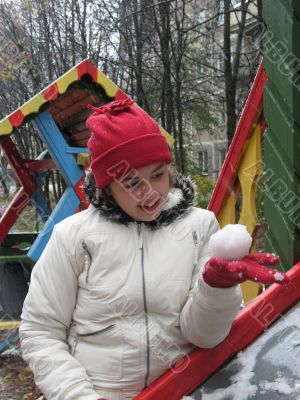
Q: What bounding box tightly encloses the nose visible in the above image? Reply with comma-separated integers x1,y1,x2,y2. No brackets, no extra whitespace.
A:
135,180,151,199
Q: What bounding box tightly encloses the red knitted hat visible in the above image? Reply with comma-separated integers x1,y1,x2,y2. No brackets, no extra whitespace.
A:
86,99,172,188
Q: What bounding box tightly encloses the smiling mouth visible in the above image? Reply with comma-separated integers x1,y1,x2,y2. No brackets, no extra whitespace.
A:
139,199,161,213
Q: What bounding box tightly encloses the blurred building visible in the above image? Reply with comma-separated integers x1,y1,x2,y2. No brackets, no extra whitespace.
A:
187,0,262,180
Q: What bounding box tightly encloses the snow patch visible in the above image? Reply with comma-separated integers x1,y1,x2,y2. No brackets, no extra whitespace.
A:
274,272,285,282
194,303,300,400
2,344,22,356
259,376,300,395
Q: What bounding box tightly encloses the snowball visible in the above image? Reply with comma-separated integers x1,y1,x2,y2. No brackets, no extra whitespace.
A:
209,224,252,260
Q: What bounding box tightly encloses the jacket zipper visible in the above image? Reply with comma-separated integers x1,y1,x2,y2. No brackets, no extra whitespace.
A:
81,240,92,283
71,324,115,356
192,231,199,267
138,223,150,389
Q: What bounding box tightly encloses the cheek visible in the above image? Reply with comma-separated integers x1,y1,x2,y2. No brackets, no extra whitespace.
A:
157,176,170,197
110,188,133,209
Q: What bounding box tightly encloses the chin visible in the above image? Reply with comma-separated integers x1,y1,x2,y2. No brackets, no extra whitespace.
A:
138,211,161,222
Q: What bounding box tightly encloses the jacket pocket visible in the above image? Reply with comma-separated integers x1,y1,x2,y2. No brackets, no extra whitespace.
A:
70,323,124,380
77,231,126,287
71,324,115,355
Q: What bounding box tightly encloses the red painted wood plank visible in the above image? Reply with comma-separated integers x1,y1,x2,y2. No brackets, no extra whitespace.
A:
48,89,90,116
24,159,57,172
0,137,36,243
53,93,100,123
208,62,267,216
8,110,25,127
76,59,88,79
0,188,35,243
42,83,59,102
135,263,300,399
85,60,98,82
74,175,89,210
115,89,130,101
1,138,36,193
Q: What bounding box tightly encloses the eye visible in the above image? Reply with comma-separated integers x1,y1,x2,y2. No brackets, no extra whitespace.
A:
123,180,140,190
152,172,164,179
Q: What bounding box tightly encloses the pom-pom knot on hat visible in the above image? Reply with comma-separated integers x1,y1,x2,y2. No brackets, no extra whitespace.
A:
86,99,172,188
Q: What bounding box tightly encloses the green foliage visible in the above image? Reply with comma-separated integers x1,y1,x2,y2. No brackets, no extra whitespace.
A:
192,175,215,209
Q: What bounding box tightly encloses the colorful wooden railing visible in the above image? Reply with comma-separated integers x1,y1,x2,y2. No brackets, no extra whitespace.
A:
134,263,300,399
208,62,268,304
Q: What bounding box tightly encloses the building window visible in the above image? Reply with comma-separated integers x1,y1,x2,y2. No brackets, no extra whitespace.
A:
231,0,241,8
197,9,206,25
217,50,225,71
218,1,241,25
219,149,227,170
218,0,224,25
197,62,205,80
199,151,208,175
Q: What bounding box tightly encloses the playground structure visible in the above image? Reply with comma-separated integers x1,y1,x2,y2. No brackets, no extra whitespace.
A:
0,59,173,264
0,59,173,321
1,0,300,397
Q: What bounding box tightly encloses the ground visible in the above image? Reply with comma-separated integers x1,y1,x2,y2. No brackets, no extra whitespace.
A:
0,346,41,400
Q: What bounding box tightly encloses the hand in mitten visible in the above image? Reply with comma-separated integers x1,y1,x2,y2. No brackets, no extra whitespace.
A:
203,253,288,288
202,224,288,288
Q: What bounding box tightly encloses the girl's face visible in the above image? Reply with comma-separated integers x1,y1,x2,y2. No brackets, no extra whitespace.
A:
108,162,170,222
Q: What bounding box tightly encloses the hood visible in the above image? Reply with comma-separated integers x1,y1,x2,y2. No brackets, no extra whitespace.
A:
83,172,197,229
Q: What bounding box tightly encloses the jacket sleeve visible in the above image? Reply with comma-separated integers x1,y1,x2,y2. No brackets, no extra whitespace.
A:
179,212,242,348
19,225,102,400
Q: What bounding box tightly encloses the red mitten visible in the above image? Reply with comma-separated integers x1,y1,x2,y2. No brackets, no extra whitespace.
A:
203,253,289,288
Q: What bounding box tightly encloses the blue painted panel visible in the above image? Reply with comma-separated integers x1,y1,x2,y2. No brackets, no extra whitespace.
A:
28,187,80,261
34,111,84,186
30,172,51,224
65,146,90,154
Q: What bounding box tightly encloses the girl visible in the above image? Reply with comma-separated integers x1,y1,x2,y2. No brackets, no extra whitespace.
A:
20,99,286,400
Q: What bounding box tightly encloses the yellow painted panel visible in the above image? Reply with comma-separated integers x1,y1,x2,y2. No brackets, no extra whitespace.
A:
238,124,262,234
159,126,175,147
237,123,263,303
240,280,262,304
0,320,20,330
77,153,90,167
56,68,78,94
0,119,13,136
97,70,119,98
218,190,237,228
20,94,46,116
132,103,174,147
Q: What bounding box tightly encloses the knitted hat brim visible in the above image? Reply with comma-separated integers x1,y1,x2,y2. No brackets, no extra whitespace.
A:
91,134,172,188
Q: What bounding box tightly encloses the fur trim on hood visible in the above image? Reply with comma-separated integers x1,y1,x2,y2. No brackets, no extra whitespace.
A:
83,171,196,229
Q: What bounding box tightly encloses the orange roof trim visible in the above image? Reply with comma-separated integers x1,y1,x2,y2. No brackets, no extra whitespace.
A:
0,59,173,146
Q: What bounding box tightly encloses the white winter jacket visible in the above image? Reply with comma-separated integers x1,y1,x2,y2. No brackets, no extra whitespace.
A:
20,175,242,400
